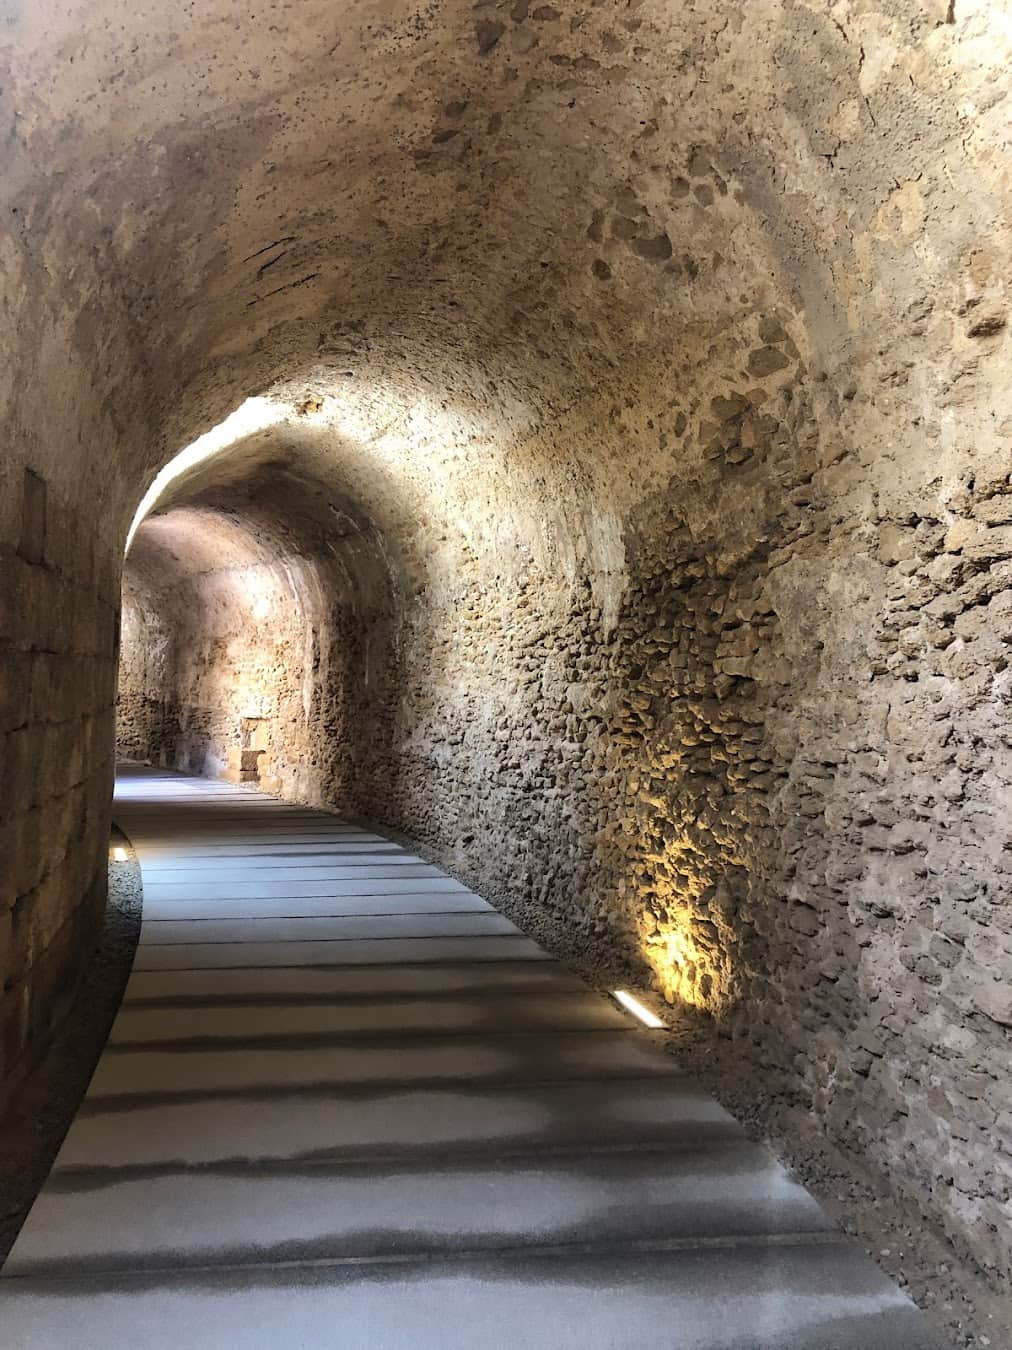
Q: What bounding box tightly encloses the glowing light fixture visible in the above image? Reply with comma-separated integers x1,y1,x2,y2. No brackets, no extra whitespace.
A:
111,846,128,862
612,989,665,1029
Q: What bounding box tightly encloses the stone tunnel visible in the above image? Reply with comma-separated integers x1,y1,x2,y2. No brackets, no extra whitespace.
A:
1,1,1010,1345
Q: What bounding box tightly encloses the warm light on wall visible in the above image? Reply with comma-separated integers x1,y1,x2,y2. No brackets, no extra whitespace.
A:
628,832,733,1013
661,926,699,974
612,989,666,1029
110,846,128,862
638,895,726,1011
643,920,719,1010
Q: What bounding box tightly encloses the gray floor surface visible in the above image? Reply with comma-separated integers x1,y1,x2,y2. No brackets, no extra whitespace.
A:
0,768,941,1347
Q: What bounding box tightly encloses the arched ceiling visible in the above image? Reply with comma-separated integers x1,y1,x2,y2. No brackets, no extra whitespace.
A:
126,425,398,622
2,0,1007,562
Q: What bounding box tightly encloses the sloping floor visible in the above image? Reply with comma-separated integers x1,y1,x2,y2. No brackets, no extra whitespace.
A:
1,767,939,1347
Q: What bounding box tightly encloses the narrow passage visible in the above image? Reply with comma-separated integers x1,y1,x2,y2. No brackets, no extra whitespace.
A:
1,767,935,1348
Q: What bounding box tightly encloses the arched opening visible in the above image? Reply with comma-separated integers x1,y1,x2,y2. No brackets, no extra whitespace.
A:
117,416,399,812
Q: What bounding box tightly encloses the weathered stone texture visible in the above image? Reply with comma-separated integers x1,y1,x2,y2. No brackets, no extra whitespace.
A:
2,0,1011,1289
1,473,119,1107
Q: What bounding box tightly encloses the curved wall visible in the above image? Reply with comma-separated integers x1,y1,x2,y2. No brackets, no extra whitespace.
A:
1,0,1010,1278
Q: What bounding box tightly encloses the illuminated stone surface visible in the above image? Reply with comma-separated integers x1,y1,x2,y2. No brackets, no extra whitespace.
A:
2,2,1010,1282
0,770,939,1347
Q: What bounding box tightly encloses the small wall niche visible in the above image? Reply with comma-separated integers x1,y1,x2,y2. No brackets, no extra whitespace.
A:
239,716,269,783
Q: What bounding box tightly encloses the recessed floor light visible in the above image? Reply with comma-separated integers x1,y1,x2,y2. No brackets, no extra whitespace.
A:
612,989,665,1029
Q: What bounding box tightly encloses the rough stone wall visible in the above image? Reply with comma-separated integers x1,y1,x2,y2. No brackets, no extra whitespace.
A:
117,560,313,786
116,296,1012,1284
116,575,177,766
1,0,1010,1291
355,322,1012,1280
0,465,120,1106
118,566,376,805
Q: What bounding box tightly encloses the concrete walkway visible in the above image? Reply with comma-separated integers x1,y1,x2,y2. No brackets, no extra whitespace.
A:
1,768,938,1347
